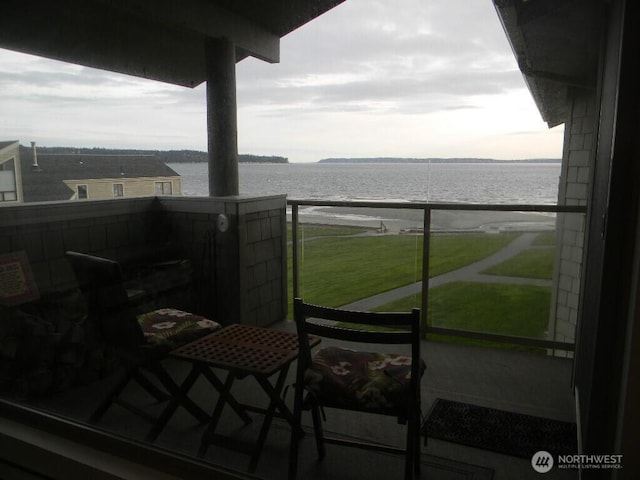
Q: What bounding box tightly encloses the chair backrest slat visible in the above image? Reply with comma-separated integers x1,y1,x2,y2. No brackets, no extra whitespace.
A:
303,320,414,344
66,251,144,346
294,298,421,368
301,301,416,329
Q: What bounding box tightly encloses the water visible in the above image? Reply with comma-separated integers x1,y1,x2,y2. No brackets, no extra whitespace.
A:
168,162,561,205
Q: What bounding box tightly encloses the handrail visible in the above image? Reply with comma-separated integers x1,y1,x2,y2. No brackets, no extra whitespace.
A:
288,198,585,213
287,199,587,351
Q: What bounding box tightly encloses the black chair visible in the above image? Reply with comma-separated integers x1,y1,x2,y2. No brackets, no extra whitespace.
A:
65,251,220,441
289,298,424,480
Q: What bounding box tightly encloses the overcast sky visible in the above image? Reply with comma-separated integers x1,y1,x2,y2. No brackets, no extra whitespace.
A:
0,0,564,163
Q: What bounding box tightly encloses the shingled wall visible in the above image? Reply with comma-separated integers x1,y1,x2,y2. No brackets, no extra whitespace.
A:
550,88,594,357
0,194,288,326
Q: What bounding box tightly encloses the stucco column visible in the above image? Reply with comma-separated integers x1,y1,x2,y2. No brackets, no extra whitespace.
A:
206,37,239,196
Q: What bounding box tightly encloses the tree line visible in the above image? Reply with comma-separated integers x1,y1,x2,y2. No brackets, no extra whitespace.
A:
31,146,288,164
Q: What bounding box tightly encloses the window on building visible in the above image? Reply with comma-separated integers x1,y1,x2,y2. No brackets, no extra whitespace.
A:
0,159,18,202
155,181,173,195
77,184,88,199
113,183,124,197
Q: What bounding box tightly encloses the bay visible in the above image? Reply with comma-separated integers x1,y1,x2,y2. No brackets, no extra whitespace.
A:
168,162,561,205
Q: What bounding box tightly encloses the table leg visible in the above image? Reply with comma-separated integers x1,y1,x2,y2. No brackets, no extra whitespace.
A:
199,371,238,457
146,365,203,442
152,363,209,424
201,367,252,424
248,365,291,472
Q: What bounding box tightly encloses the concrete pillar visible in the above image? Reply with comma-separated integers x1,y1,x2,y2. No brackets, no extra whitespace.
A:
206,37,239,196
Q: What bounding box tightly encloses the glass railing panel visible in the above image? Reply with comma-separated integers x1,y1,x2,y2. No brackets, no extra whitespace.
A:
424,209,558,351
290,204,424,313
289,201,585,354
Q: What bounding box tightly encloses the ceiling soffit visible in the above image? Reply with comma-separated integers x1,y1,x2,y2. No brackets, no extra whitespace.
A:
494,0,603,127
0,0,345,87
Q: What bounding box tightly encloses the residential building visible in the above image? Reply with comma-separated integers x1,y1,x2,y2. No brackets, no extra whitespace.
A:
0,141,22,203
10,143,182,203
2,141,183,204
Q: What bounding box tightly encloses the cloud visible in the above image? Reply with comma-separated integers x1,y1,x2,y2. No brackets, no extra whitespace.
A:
0,0,562,160
237,0,524,119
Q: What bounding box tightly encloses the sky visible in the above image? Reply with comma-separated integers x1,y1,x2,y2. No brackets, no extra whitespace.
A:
0,0,564,163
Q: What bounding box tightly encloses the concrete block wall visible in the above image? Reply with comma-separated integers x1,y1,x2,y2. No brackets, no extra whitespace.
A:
550,88,594,356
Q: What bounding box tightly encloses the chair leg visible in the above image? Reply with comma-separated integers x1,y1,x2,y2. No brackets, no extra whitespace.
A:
414,413,421,475
133,370,170,402
288,390,303,480
404,399,422,480
310,403,326,460
405,419,414,480
89,367,134,422
151,363,209,423
411,401,422,476
146,366,202,442
415,392,422,474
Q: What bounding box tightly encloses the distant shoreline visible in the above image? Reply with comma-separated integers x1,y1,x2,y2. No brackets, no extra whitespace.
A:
27,146,289,164
26,145,560,165
317,157,561,164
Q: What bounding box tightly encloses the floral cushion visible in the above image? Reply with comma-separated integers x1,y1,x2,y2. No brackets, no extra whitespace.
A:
136,308,220,349
304,346,426,410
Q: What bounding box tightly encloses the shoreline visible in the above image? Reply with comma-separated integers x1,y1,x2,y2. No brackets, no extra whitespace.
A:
288,206,556,234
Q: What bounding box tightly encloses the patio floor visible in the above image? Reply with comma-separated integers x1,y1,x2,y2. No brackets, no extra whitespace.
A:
27,320,578,480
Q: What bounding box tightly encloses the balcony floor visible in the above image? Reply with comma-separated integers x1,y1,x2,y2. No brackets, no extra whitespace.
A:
27,320,577,480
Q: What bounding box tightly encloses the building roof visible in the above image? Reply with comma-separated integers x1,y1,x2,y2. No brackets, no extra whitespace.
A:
19,146,179,202
493,0,602,127
0,141,19,153
0,0,345,87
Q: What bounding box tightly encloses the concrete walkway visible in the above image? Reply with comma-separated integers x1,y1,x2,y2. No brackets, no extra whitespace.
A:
342,232,551,311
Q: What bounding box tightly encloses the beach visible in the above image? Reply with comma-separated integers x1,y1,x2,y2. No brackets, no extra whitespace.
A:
292,205,557,234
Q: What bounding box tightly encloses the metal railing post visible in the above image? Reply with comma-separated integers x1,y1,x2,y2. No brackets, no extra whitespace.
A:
291,202,300,300
421,206,431,337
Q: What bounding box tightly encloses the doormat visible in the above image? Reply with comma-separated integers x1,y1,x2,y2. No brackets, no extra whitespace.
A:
424,398,577,459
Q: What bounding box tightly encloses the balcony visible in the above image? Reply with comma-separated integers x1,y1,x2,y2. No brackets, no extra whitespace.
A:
0,196,584,479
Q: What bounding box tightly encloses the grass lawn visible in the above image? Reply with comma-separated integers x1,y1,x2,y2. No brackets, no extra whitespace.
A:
373,281,551,348
287,227,556,351
532,231,556,246
288,229,517,309
481,247,555,279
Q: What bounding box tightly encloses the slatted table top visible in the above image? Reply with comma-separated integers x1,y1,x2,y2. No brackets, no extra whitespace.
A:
171,324,318,376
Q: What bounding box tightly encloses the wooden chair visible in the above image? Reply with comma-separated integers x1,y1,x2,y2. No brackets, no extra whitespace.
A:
289,298,424,480
65,251,220,441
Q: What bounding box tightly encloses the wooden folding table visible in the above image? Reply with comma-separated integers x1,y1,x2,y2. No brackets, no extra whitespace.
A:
171,323,319,472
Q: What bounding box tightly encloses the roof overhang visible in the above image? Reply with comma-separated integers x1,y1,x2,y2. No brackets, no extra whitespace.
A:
0,0,345,87
493,0,603,127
